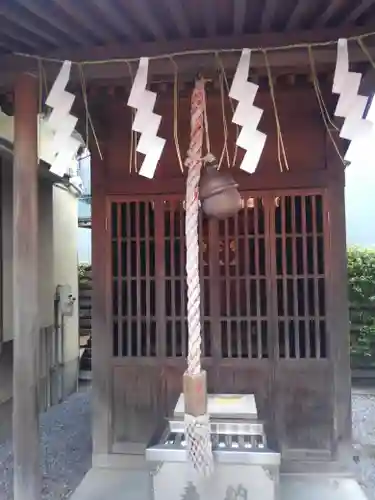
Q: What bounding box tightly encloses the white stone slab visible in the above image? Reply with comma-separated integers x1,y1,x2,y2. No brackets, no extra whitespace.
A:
174,393,258,420
280,474,368,500
69,468,368,500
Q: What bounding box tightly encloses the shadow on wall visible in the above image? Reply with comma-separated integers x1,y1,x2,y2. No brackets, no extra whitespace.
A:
0,341,13,443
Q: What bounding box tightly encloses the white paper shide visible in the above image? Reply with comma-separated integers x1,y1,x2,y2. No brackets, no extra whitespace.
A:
229,49,266,174
127,58,166,179
45,60,81,177
333,38,373,164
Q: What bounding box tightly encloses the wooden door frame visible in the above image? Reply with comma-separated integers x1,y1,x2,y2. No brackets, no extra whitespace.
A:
0,157,3,353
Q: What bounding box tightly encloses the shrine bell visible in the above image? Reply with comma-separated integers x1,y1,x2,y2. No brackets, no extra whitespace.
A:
199,154,242,219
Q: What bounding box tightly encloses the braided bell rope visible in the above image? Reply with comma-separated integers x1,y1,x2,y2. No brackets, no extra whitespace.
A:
185,79,204,376
184,78,213,476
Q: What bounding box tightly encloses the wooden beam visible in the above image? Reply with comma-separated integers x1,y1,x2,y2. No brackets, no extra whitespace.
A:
14,0,91,46
0,26,374,86
54,0,117,44
0,4,60,47
105,168,343,196
36,24,375,61
233,0,247,35
261,0,278,31
119,0,166,40
286,0,311,30
314,0,344,27
13,72,40,500
162,0,190,38
90,0,141,41
345,0,375,23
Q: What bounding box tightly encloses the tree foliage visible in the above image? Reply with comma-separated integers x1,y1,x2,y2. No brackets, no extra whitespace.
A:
78,263,91,280
348,247,375,365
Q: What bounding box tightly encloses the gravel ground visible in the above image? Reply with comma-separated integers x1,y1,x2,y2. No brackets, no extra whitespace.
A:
0,388,375,500
0,389,92,500
352,391,375,499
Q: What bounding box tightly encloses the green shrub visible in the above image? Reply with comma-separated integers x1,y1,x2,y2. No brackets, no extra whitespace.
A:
348,247,375,366
78,263,92,282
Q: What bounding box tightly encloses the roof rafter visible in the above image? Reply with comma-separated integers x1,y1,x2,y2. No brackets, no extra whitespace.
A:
261,0,278,32
233,0,247,35
0,26,40,52
14,0,90,46
203,0,216,37
0,3,61,46
162,0,190,38
344,0,375,23
89,0,141,41
119,0,166,40
314,0,345,27
286,0,312,30
53,0,117,44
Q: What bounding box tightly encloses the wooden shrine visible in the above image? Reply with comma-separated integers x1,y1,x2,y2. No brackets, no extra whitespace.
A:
91,76,350,462
0,1,374,498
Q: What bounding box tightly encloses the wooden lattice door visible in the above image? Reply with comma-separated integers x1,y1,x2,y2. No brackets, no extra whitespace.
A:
109,191,329,449
273,193,327,360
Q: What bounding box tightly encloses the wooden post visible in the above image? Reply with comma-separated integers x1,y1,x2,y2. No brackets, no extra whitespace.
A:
0,157,2,356
325,132,352,460
91,141,112,458
13,73,40,500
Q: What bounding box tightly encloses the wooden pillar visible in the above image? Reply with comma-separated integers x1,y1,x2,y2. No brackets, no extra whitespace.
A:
0,157,2,356
91,142,113,458
13,73,40,500
325,132,352,459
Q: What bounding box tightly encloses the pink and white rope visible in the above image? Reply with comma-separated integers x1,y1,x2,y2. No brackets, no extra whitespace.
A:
184,78,213,477
185,79,204,377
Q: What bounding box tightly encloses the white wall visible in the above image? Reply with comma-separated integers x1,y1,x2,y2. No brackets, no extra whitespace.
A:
52,184,79,367
38,179,54,328
1,157,80,367
0,110,77,174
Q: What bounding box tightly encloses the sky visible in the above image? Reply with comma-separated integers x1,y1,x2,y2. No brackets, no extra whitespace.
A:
345,96,375,249
345,163,375,248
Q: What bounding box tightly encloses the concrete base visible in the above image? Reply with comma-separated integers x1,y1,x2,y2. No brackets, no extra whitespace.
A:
69,467,368,500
